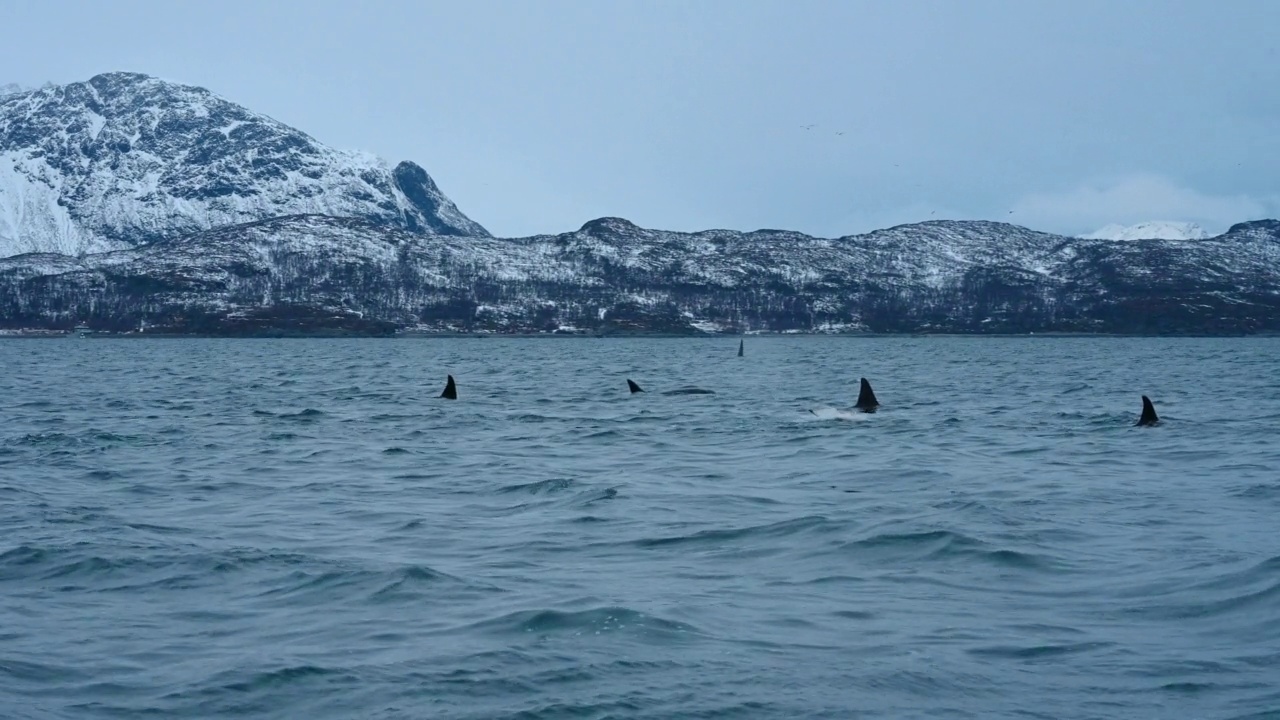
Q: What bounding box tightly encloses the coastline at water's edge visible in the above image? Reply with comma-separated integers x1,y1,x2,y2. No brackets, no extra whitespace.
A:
4,329,1277,340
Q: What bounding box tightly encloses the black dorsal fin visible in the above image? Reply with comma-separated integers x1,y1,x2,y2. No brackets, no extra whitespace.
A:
1137,395,1158,426
440,375,457,400
855,377,879,411
627,379,644,394
738,338,744,357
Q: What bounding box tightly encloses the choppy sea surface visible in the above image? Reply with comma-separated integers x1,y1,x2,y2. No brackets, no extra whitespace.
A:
2,336,1278,720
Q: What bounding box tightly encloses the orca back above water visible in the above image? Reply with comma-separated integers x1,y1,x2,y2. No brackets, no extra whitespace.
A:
440,375,457,400
1136,395,1159,426
626,379,714,395
854,377,879,412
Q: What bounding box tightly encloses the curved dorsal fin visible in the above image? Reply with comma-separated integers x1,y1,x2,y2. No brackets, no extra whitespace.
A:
440,375,457,400
1137,395,1158,426
627,379,644,394
855,377,879,411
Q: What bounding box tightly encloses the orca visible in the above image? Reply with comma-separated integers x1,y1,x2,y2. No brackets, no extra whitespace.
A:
627,379,715,395
809,376,879,418
854,377,879,413
738,338,744,357
1136,395,1158,426
440,375,457,400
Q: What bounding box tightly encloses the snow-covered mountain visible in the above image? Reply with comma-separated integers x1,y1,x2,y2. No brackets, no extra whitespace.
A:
3,215,1278,335
1081,221,1210,241
0,72,488,258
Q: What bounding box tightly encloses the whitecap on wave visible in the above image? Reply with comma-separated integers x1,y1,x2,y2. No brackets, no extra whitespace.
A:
806,407,871,421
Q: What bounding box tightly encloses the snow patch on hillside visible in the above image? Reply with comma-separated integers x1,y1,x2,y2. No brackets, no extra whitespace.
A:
1081,221,1210,241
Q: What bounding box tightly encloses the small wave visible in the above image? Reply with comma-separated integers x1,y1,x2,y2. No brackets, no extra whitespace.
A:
0,547,174,584
1234,483,1280,499
16,432,78,447
843,529,973,554
392,473,442,481
839,527,1059,566
637,515,832,549
0,545,49,569
208,549,316,573
370,565,463,602
0,658,89,683
15,400,54,408
982,548,1057,570
581,487,618,505
213,665,352,694
967,641,1115,660
92,431,147,444
583,429,622,438
491,699,651,719
1160,682,1221,693
807,407,871,421
256,569,372,602
369,413,417,421
499,478,576,495
831,609,876,620
279,409,325,421
769,574,864,588
841,529,1060,570
125,522,187,535
461,606,704,640
1122,555,1280,621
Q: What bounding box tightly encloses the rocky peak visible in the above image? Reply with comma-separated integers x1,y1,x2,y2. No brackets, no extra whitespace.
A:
0,71,488,258
578,217,643,237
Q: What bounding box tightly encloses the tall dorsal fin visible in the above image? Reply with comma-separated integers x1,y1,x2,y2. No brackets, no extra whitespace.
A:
1137,395,1158,426
738,338,744,357
855,377,879,411
440,375,457,400
627,379,644,394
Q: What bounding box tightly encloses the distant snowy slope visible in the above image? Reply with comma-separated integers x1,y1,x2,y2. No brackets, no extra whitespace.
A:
1081,221,1210,241
0,72,488,258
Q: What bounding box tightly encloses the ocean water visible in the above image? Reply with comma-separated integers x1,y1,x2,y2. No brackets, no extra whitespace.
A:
2,336,1278,720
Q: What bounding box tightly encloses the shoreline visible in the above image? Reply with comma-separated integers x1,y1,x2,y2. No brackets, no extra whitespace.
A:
2,330,1276,340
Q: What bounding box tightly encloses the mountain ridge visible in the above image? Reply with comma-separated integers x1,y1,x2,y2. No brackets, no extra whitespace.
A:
2,212,1278,336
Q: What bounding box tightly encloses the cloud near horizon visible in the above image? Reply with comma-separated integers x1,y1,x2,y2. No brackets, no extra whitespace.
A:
1010,174,1277,237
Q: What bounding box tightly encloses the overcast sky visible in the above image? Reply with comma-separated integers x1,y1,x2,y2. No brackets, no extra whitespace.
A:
4,0,1277,238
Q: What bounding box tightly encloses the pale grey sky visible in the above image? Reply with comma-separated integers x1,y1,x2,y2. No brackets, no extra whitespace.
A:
3,0,1278,238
